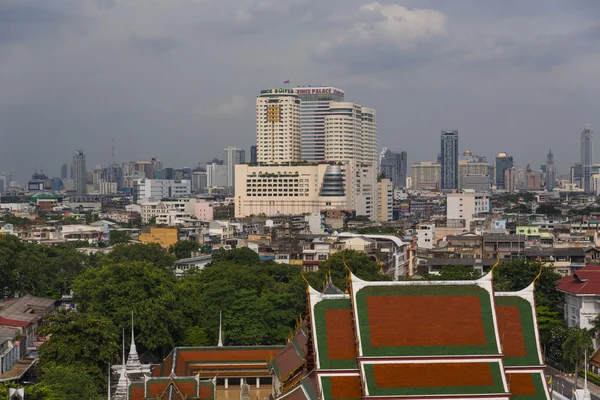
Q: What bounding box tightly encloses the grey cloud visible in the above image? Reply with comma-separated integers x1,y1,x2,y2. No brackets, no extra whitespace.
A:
130,35,179,55
0,1,77,43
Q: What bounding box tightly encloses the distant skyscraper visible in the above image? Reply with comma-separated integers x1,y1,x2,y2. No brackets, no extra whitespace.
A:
0,171,11,193
60,164,68,180
250,145,257,164
256,89,301,164
581,125,593,193
545,150,556,191
293,86,345,162
440,130,459,190
379,148,408,188
72,149,87,195
494,153,514,190
223,146,245,187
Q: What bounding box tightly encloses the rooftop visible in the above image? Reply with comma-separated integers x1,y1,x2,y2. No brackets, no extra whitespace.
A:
557,265,600,295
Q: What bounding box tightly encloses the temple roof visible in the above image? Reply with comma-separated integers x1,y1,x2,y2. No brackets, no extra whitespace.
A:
129,377,215,400
271,322,309,384
322,276,344,295
496,284,544,369
505,371,551,400
349,273,501,358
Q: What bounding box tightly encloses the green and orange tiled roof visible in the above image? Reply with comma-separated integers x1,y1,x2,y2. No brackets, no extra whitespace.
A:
351,280,501,357
506,371,551,400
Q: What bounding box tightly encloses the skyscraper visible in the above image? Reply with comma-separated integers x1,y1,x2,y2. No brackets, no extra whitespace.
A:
250,145,257,164
223,146,245,187
72,149,87,195
440,130,458,190
60,164,68,180
256,88,301,164
494,153,514,190
545,150,556,191
0,171,11,193
324,102,377,166
293,86,345,162
581,125,593,193
379,148,408,188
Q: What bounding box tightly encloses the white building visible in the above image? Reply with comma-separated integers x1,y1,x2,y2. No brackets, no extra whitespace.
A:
324,102,377,167
446,193,489,231
557,266,600,330
206,163,228,188
416,224,435,250
140,198,197,225
133,179,191,204
256,89,301,164
293,87,345,163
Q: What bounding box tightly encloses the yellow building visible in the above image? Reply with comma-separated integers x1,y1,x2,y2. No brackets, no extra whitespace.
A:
138,227,178,248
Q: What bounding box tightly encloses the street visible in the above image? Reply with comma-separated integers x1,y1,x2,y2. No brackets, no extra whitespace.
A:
546,369,600,400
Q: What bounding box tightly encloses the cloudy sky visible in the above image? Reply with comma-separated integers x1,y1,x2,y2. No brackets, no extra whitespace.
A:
1,0,599,182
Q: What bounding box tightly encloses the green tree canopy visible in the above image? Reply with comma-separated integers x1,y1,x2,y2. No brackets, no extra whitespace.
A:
562,327,594,386
493,259,563,309
210,247,261,266
106,243,175,268
72,261,185,354
38,312,119,391
168,240,200,260
109,230,131,246
310,250,391,292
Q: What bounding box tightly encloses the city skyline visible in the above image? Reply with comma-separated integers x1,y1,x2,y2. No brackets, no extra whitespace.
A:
1,1,599,183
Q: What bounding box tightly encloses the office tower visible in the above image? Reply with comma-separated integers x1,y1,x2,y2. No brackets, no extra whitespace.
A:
135,161,155,180
545,150,556,191
581,125,593,193
324,102,377,166
440,130,459,190
151,157,163,173
206,163,228,187
0,171,11,193
294,87,345,162
458,158,489,191
72,149,87,195
379,148,408,188
256,89,301,164
60,164,68,180
223,146,245,187
411,162,441,191
494,153,514,190
192,171,208,193
250,145,257,164
504,167,516,192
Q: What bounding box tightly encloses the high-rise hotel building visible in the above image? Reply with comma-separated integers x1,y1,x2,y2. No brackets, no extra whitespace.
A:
293,87,345,163
256,89,301,164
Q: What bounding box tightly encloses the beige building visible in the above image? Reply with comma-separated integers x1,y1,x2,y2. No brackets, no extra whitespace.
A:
324,102,377,166
256,89,301,164
504,167,517,192
411,161,441,191
235,162,390,221
376,178,393,222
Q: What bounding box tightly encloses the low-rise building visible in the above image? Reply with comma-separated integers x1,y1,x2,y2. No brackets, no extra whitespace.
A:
138,227,178,248
557,265,600,329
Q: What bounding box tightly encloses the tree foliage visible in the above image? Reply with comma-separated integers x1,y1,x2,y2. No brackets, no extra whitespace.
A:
109,230,131,246
169,240,200,260
211,247,261,266
0,234,86,298
72,261,185,354
105,243,175,268
562,327,594,385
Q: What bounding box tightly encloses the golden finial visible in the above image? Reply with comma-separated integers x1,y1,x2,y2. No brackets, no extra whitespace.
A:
301,271,310,294
342,252,351,273
533,262,544,284
490,254,501,272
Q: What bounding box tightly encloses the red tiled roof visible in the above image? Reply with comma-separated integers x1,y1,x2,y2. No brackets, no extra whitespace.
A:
0,316,31,328
557,265,600,295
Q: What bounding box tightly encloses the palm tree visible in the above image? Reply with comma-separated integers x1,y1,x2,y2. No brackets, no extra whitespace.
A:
562,327,594,388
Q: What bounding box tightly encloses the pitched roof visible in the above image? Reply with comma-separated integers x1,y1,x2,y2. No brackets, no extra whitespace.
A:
271,324,308,385
557,265,600,295
495,285,543,368
506,371,551,399
350,276,501,358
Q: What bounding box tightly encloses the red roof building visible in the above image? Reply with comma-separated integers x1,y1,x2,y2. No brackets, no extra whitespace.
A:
557,265,600,329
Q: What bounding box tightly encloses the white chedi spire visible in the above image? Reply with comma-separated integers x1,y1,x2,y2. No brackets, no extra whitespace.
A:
113,330,128,400
126,311,141,367
218,310,223,347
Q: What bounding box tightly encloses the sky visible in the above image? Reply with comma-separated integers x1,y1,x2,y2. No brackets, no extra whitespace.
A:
1,0,600,183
